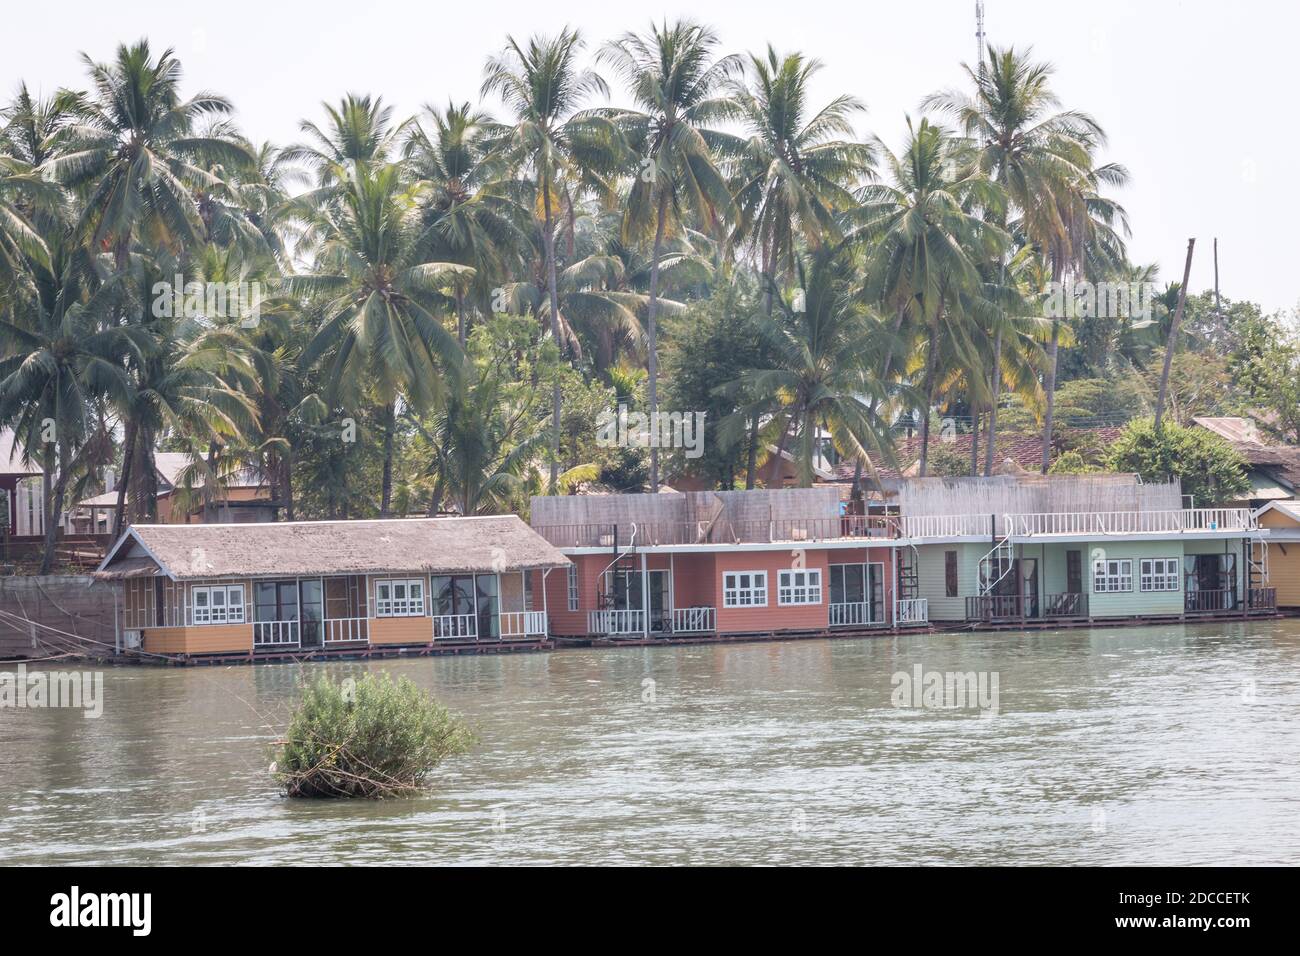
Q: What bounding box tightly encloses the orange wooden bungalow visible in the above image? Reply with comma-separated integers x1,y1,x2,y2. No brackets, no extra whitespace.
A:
94,516,570,659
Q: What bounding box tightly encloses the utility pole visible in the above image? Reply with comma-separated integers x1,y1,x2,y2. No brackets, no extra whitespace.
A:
1214,237,1222,319
1155,239,1197,431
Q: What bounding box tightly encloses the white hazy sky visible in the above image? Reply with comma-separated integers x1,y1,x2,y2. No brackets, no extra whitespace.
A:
6,0,1293,313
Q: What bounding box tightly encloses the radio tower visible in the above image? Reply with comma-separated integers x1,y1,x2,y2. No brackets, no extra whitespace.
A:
975,0,986,71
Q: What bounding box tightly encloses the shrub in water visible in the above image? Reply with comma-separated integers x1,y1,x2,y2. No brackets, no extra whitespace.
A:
274,672,473,798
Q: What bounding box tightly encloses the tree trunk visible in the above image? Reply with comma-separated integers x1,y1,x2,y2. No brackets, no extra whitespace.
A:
744,417,759,489
541,175,563,495
281,451,294,521
646,191,669,493
918,313,942,477
380,401,396,517
1155,239,1197,431
456,287,468,347
39,442,64,575
1040,308,1061,474
112,416,137,536
984,328,1002,476
203,441,218,523
969,407,980,477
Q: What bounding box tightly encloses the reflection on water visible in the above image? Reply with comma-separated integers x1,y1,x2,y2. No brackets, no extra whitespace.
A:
2,620,1299,865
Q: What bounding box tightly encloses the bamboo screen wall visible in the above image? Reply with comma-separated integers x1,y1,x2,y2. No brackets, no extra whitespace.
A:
894,475,1183,525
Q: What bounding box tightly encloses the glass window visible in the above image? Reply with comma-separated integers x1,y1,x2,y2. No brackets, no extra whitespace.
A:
778,569,823,606
723,571,768,607
1093,559,1133,593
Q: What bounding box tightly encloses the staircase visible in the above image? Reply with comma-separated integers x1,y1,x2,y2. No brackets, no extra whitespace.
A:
1247,535,1272,610
896,546,919,600
978,515,1015,596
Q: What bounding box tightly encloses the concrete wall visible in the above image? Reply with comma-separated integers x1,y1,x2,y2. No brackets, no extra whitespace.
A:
0,575,121,659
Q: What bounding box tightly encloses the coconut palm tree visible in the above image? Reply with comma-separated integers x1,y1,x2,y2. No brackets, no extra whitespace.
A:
293,161,471,515
854,117,1006,476
482,28,626,493
598,19,738,490
718,246,896,487
923,44,1127,472
405,102,531,345
724,46,875,310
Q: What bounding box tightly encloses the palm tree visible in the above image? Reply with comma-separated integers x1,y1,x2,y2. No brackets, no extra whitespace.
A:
482,28,626,493
284,93,409,184
854,118,1006,476
724,46,875,310
405,102,530,345
718,247,895,487
923,44,1126,472
46,41,252,271
598,19,738,490
293,161,471,515
0,233,132,570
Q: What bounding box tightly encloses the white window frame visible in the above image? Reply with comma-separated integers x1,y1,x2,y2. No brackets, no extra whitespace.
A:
567,564,579,611
1093,559,1133,593
1140,557,1180,592
190,584,245,625
722,571,768,608
777,568,823,606
375,577,427,617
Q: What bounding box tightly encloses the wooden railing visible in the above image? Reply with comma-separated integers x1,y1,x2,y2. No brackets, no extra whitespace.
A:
671,607,715,633
588,609,646,635
1185,589,1235,613
432,613,478,639
1008,508,1256,536
499,611,548,638
895,598,928,624
1248,587,1277,611
1043,592,1089,618
253,620,300,647
965,594,1023,621
323,617,369,644
829,601,873,627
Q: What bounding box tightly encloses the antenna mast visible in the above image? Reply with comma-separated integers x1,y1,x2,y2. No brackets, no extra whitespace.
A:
976,1,987,69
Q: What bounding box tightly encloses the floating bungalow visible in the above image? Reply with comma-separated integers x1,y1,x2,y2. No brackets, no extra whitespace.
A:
87,474,1278,662
94,516,569,659
529,474,1275,640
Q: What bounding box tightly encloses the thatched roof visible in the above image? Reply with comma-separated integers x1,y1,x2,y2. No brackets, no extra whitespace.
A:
95,515,570,581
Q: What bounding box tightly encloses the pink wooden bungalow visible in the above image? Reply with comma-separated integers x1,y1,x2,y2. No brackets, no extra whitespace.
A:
528,488,927,640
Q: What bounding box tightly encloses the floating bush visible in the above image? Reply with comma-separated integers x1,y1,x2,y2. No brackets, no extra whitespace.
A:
274,672,473,798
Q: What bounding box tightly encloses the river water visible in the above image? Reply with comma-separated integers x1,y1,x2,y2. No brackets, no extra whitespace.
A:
3,620,1298,865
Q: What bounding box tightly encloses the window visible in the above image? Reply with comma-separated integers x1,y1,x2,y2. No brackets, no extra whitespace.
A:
190,584,245,625
722,571,768,607
778,569,822,606
945,551,958,597
567,564,579,611
1140,558,1180,592
375,578,426,616
1093,559,1133,593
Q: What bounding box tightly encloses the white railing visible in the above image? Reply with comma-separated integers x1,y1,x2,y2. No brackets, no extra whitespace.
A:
588,609,646,635
432,613,478,640
899,514,997,539
895,598,928,625
499,610,548,638
1008,508,1257,536
671,606,715,633
253,620,300,647
829,602,873,627
323,617,369,644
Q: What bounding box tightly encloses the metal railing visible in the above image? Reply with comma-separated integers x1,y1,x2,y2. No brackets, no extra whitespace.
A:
965,594,1023,621
1185,589,1236,613
432,613,478,640
499,611,548,638
671,607,715,633
588,609,646,635
895,597,928,624
253,620,300,647
323,617,369,644
534,515,900,547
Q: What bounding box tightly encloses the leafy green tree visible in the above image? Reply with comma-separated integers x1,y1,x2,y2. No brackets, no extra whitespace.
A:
1105,418,1250,505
